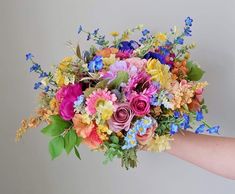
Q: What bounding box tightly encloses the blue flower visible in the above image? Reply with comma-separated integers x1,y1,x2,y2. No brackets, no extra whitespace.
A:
118,40,139,51
34,82,42,90
30,63,40,72
144,51,165,64
207,126,220,134
173,111,180,119
88,56,103,72
74,95,85,109
26,53,33,61
142,29,150,36
185,17,193,27
196,111,204,121
182,113,190,129
195,124,205,134
92,28,99,36
77,25,83,34
159,47,170,56
39,72,48,78
175,37,184,45
150,95,159,106
139,37,146,43
87,33,91,41
184,27,192,36
170,123,179,135
44,86,49,92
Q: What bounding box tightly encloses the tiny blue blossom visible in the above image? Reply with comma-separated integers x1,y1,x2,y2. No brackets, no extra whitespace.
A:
175,37,184,45
87,33,91,41
142,29,150,36
77,25,83,34
207,126,220,134
34,82,42,90
185,17,193,27
173,111,180,119
39,72,48,78
195,124,205,134
30,63,40,72
92,28,99,36
44,86,49,92
196,111,204,121
26,53,33,61
184,27,192,36
139,37,146,43
170,123,179,135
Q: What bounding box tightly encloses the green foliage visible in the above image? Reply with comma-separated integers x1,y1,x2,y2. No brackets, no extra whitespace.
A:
121,148,138,170
103,141,123,165
186,61,205,81
49,136,64,160
84,87,96,97
64,129,77,154
108,71,129,89
41,115,71,137
74,146,81,160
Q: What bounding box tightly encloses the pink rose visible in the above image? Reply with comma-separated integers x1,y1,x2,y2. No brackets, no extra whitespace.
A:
136,123,157,145
130,94,150,116
125,57,147,70
58,83,82,120
108,103,134,132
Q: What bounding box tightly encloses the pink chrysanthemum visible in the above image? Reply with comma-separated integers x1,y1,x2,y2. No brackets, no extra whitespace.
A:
85,89,117,115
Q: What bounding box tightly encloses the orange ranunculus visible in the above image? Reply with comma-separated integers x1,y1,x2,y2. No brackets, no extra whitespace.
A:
84,127,103,149
96,48,118,58
72,114,94,138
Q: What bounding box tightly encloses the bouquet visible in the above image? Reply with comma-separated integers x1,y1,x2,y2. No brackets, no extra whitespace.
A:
16,17,219,169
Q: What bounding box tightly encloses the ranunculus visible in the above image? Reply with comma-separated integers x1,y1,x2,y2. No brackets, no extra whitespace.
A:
130,94,150,116
137,123,157,145
57,83,82,120
108,103,134,132
72,114,94,138
84,127,103,149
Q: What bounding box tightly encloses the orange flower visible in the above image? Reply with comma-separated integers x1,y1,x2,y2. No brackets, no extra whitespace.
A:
72,114,94,138
172,60,188,80
84,128,103,149
96,48,118,58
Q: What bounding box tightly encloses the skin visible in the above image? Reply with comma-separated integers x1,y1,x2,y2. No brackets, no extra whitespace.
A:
167,131,235,180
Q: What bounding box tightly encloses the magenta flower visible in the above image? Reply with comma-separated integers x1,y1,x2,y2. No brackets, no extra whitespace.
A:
129,93,150,116
57,83,83,120
108,103,134,132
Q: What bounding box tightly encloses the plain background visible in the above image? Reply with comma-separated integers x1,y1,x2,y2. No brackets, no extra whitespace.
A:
1,0,235,193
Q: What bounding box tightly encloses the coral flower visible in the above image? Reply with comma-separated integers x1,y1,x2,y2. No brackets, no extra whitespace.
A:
96,47,118,58
85,89,117,115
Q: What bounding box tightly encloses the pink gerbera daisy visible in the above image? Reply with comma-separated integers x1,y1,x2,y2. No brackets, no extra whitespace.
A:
85,88,117,115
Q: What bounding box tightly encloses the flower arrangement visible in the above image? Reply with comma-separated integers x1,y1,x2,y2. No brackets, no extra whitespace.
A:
16,17,220,169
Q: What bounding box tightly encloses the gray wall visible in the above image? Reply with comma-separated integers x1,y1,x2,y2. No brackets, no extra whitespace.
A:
1,0,235,193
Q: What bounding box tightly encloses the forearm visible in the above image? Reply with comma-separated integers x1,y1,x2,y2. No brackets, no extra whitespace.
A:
167,131,235,180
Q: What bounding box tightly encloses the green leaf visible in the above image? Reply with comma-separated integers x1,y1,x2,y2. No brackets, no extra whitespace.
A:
84,87,96,97
76,136,83,146
110,135,119,144
74,146,81,160
76,43,82,59
95,79,109,89
108,71,129,89
186,61,205,81
64,130,77,154
41,115,71,137
49,136,64,160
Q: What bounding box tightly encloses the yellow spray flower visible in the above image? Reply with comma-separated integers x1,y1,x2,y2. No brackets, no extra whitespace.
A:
54,69,65,87
59,56,73,70
155,33,167,42
96,101,114,121
146,135,172,152
146,59,172,89
102,54,116,67
110,31,119,37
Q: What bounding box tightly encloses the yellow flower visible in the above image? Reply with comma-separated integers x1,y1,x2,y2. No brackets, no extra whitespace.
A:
146,59,172,89
110,31,119,37
121,32,129,40
96,101,114,121
102,54,116,67
54,69,65,87
58,56,73,70
155,33,167,42
146,135,172,152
